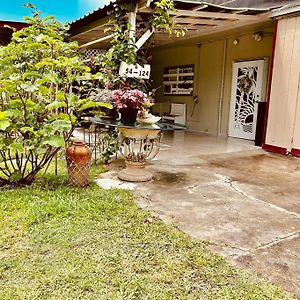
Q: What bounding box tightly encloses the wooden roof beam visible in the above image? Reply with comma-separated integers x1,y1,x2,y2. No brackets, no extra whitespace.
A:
153,30,207,41
172,4,208,20
175,24,210,30
174,17,232,26
79,34,113,49
169,9,259,21
192,5,208,11
71,16,112,37
157,13,270,47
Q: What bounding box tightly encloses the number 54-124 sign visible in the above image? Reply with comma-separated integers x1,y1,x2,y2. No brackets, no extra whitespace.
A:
119,61,151,79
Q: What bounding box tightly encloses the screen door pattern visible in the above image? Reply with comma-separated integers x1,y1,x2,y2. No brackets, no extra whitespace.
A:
229,60,264,140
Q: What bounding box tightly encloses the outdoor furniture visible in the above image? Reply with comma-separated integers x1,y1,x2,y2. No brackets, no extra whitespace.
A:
90,117,187,182
162,102,187,125
77,119,118,165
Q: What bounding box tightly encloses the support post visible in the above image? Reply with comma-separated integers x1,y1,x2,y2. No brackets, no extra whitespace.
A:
128,11,137,45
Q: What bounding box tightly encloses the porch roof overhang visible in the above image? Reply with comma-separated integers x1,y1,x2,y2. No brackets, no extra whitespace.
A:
271,1,300,18
69,0,296,49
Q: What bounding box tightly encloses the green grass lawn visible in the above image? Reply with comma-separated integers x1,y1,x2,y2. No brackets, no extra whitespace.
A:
0,161,294,299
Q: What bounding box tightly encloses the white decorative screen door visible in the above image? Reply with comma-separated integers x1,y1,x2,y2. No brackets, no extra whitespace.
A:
228,60,264,140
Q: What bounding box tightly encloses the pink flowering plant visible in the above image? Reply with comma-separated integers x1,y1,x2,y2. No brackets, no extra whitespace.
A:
112,88,150,109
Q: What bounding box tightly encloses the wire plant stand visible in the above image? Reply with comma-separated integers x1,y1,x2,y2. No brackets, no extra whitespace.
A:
117,134,161,163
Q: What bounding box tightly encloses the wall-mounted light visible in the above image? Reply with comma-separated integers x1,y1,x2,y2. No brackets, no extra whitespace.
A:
233,39,239,46
253,32,263,42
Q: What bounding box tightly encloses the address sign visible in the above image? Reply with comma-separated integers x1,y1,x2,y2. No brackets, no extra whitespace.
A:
119,61,151,79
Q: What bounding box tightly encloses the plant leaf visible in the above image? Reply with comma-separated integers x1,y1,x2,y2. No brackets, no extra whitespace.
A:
0,111,8,121
20,83,38,93
9,142,25,154
0,120,11,131
39,85,49,95
56,91,65,101
42,135,65,147
77,101,112,111
46,101,67,111
51,119,72,132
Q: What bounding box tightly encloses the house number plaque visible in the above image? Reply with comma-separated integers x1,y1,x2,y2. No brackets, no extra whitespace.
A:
119,61,151,79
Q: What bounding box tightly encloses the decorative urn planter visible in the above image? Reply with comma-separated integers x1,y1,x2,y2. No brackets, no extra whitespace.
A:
66,141,92,187
119,108,138,126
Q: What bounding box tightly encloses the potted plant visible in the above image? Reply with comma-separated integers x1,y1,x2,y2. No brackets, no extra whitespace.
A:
111,87,150,125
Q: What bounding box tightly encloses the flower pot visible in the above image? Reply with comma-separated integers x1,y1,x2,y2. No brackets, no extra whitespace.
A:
119,108,138,126
66,141,92,187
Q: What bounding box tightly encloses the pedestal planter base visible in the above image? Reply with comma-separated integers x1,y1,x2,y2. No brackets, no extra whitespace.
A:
118,161,153,182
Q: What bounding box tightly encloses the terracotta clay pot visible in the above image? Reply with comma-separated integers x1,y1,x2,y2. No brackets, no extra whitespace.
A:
120,108,138,126
66,141,92,187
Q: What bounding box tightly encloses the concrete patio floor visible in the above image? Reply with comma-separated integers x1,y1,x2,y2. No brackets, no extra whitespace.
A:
103,131,300,298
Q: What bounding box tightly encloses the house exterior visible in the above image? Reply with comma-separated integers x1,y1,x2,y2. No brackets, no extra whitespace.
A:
69,0,300,156
0,21,27,46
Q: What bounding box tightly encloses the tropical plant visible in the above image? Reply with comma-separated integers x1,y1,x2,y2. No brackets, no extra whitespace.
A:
0,5,108,186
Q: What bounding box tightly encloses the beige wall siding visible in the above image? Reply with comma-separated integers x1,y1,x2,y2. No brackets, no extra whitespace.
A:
266,16,300,151
196,41,224,134
151,29,273,136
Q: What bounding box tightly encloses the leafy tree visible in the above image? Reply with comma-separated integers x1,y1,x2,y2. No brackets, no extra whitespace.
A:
0,6,108,186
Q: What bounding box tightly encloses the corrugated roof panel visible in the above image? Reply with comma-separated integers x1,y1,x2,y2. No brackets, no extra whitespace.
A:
187,0,298,9
71,0,116,24
70,0,120,32
70,0,295,29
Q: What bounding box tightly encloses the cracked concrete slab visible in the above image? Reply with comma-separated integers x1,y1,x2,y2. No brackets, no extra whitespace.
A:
235,235,300,296
206,154,300,215
102,132,300,298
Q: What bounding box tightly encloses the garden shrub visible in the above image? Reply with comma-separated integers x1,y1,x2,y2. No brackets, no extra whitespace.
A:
0,6,108,186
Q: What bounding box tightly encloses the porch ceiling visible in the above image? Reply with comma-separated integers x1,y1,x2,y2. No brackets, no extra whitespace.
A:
69,0,291,49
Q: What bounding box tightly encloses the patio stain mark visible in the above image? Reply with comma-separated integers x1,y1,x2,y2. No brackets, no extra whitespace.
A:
153,171,187,184
208,154,266,169
208,153,299,173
